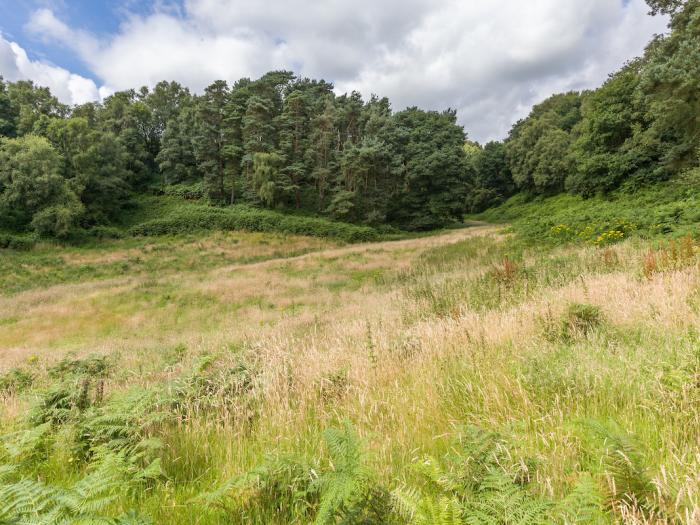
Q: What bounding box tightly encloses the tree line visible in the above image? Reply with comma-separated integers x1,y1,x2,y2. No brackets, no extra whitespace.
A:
466,0,700,212
0,0,697,238
0,71,469,236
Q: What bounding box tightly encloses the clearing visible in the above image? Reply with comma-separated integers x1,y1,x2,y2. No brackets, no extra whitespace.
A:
1,225,699,524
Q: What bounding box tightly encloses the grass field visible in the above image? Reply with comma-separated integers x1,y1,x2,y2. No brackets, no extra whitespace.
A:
474,173,700,246
1,223,699,524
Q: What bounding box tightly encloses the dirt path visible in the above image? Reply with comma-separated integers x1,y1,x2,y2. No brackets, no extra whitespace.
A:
214,224,499,274
1,224,498,310
0,224,499,365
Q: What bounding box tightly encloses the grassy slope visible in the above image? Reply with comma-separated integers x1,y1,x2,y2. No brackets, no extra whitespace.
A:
0,194,387,295
474,174,700,245
122,195,380,242
0,230,338,295
1,219,699,523
0,194,382,254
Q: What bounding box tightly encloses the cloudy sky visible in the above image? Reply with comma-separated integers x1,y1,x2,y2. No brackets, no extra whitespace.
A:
0,0,667,142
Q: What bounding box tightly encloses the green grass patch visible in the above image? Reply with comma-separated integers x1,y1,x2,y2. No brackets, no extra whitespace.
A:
127,196,379,243
0,231,334,295
473,174,700,245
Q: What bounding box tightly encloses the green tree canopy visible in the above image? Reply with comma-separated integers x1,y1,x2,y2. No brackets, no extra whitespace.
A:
0,135,82,236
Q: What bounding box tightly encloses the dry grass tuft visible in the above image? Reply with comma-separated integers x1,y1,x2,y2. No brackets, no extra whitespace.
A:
1,224,699,523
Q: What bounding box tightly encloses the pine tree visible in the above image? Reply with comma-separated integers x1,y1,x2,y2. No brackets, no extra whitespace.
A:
195,80,232,202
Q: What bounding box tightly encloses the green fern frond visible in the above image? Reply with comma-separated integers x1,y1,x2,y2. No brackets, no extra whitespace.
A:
577,419,654,509
0,478,60,520
193,453,318,520
556,472,607,524
0,464,17,482
392,488,463,525
391,486,421,521
2,422,53,464
414,455,460,493
314,421,383,525
463,469,551,525
446,426,509,494
430,497,463,525
0,452,150,525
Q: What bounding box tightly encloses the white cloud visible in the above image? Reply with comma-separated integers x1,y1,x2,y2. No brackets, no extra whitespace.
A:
22,0,668,141
28,8,99,58
0,33,100,105
336,0,667,141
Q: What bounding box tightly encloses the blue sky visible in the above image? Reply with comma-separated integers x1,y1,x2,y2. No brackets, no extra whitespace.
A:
0,0,156,79
0,0,668,141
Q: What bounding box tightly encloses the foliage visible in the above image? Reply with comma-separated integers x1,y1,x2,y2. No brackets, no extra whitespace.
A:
576,419,659,516
48,354,111,380
0,135,83,236
507,92,583,194
0,452,153,524
541,303,605,341
313,421,394,524
475,176,700,245
0,368,34,395
128,200,379,242
194,454,319,522
464,1,700,204
390,108,469,230
0,231,36,250
392,426,608,525
1,71,471,236
465,141,514,212
639,1,700,172
566,63,649,196
161,181,206,200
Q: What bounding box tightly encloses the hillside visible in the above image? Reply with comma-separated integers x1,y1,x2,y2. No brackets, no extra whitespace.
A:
475,172,700,245
1,223,699,523
1,1,700,523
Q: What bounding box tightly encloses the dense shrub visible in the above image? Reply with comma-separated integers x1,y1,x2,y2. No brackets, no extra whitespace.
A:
128,203,379,243
0,368,34,395
162,182,206,200
0,233,36,250
562,303,604,338
475,176,700,245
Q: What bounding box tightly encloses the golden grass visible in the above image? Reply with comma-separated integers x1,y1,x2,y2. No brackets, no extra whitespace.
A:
2,224,699,523
0,227,494,366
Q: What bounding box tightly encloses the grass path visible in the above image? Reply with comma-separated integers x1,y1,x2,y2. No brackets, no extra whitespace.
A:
0,225,496,368
2,225,699,523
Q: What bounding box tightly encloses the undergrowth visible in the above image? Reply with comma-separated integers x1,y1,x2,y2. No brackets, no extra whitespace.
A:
127,197,379,243
2,221,699,524
474,175,700,246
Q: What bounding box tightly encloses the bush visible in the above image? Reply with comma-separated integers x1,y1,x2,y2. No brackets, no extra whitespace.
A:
540,303,605,341
48,354,111,380
163,182,206,200
30,204,83,238
129,203,379,243
0,368,34,395
564,303,603,335
0,232,36,250
474,177,700,245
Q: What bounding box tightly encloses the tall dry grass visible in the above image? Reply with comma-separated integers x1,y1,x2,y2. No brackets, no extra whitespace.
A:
1,225,699,523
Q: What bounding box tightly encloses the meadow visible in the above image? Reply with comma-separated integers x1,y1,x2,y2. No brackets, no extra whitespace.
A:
1,217,699,524
473,171,700,246
0,216,700,524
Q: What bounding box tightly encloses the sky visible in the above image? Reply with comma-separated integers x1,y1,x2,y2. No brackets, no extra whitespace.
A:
0,0,669,142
